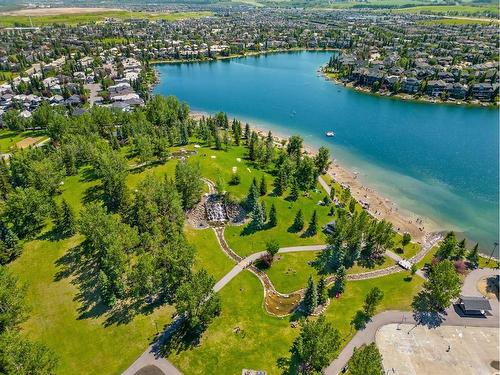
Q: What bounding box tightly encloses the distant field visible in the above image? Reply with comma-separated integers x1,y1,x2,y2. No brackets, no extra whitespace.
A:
394,4,499,17
418,17,496,25
0,9,212,27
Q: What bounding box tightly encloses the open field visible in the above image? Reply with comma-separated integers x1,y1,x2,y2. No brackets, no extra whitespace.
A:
394,4,499,17
0,9,212,27
377,324,500,375
169,269,423,374
418,17,497,25
0,129,46,153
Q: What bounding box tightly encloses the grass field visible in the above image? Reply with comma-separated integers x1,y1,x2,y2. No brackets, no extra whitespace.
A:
169,267,423,374
394,4,499,17
0,10,212,27
418,18,496,25
0,129,46,153
187,227,235,280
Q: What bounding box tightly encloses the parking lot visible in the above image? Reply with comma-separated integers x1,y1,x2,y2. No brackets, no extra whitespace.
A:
376,324,500,375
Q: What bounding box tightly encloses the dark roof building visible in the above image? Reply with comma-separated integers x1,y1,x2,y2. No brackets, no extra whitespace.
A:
458,296,492,315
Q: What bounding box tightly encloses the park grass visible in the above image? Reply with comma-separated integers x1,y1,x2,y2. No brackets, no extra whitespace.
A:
9,235,174,375
186,227,235,280
0,129,46,153
266,251,321,293
0,11,212,27
265,251,396,294
168,270,297,374
418,18,496,25
392,233,420,259
5,138,428,374
169,267,423,374
479,255,499,269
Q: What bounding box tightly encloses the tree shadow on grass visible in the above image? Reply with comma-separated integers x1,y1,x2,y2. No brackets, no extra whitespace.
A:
82,184,103,205
239,221,274,237
54,241,160,327
157,319,206,357
411,291,446,328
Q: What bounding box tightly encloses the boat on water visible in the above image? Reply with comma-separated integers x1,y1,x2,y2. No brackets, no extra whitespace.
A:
325,131,335,137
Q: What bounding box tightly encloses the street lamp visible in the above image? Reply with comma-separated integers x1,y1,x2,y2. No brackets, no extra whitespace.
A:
486,242,499,266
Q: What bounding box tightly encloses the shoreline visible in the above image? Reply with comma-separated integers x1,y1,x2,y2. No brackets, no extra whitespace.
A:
150,48,339,66
190,110,433,245
321,70,499,109
151,50,498,109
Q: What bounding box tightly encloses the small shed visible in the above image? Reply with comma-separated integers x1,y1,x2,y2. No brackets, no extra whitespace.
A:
458,296,492,315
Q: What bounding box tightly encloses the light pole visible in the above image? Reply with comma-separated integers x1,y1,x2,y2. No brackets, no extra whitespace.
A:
486,242,498,266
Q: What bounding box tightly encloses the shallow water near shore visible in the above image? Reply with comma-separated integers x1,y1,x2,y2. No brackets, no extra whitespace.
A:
154,51,499,256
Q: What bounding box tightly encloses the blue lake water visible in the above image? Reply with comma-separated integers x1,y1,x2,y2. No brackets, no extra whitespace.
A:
154,51,499,255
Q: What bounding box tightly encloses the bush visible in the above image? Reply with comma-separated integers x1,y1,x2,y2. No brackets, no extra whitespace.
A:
229,173,241,185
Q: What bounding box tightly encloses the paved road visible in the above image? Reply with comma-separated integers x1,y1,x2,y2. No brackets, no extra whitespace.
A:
324,268,500,375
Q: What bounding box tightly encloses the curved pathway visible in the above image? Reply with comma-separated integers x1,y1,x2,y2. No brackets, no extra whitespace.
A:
324,268,500,375
123,178,444,375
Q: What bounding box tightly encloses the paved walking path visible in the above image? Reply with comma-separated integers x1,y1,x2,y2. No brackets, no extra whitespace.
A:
122,179,443,375
324,268,500,375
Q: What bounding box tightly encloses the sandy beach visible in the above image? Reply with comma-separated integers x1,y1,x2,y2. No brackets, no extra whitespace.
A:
190,111,432,244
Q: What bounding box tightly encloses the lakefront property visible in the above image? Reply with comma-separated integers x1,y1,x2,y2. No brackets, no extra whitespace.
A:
0,3,498,375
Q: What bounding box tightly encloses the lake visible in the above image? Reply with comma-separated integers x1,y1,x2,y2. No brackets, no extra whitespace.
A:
153,51,499,256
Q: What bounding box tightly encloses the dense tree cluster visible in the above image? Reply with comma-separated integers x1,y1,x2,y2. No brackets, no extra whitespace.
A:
435,231,480,271
0,95,219,345
324,209,394,272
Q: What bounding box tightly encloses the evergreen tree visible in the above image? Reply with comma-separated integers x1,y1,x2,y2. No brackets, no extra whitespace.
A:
245,182,259,212
303,276,318,315
261,201,267,223
251,203,265,229
466,243,480,269
317,276,328,305
329,185,335,202
58,199,76,237
293,209,304,231
454,238,467,260
0,222,21,265
289,176,299,201
244,123,251,143
436,231,457,260
314,146,331,174
333,266,346,295
307,210,318,236
259,176,267,196
269,204,278,227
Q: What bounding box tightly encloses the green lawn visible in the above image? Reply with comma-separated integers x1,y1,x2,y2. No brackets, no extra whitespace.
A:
394,4,498,17
392,233,420,259
186,227,235,280
0,11,212,27
169,268,423,374
0,129,46,153
265,251,396,294
266,251,321,294
9,235,174,375
418,18,496,25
